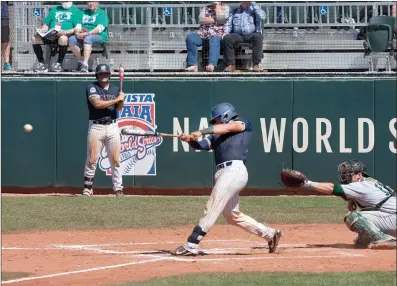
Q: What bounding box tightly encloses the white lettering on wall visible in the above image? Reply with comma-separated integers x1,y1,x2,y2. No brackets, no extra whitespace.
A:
358,118,374,153
339,118,352,153
316,118,332,153
260,118,286,153
173,117,189,152
292,118,308,153
389,118,397,154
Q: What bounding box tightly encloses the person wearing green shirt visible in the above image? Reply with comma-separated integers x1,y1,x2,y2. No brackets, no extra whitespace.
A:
69,1,109,72
31,2,81,72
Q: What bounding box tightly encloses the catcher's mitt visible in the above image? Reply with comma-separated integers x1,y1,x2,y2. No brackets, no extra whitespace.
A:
280,168,308,188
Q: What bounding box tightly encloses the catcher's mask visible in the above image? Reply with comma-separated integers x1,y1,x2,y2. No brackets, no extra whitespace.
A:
338,159,370,184
209,103,238,124
95,64,111,80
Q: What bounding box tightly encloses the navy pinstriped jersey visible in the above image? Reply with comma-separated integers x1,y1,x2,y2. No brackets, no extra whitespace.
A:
86,81,120,121
208,117,252,165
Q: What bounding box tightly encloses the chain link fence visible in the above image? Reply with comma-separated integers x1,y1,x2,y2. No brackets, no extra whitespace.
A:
4,1,397,73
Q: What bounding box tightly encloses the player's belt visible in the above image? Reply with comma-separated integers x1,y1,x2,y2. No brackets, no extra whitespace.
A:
92,119,117,125
216,161,233,170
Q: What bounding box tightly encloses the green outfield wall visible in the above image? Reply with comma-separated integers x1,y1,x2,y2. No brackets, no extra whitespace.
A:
1,78,396,191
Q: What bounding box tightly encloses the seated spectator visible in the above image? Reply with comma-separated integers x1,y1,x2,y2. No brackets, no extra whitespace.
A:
69,1,108,72
31,2,81,72
185,1,229,72
223,1,266,72
1,1,12,70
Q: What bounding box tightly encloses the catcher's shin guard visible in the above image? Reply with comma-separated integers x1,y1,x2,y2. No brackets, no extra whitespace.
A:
344,212,394,243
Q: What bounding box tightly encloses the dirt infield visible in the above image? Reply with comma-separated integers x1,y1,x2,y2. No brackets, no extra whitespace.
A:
2,224,396,285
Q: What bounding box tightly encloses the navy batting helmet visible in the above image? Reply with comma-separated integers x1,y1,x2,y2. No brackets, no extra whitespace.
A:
338,159,370,184
95,64,111,79
209,103,238,124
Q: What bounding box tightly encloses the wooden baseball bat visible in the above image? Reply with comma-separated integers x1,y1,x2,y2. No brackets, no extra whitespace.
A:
117,64,124,111
119,64,124,92
121,128,180,138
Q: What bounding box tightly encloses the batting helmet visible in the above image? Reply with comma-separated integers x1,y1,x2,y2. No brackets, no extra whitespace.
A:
95,64,111,79
209,103,238,124
338,159,370,184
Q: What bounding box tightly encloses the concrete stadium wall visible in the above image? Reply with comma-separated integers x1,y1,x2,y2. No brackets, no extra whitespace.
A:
1,78,396,193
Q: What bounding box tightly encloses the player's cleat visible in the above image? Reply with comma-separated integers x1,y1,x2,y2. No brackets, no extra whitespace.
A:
268,229,282,253
115,190,124,197
170,244,198,256
82,188,93,197
369,238,396,250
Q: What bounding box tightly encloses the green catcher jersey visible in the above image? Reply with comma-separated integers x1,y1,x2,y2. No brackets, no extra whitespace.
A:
333,178,396,214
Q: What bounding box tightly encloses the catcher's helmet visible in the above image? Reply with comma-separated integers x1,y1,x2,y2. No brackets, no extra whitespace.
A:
95,64,111,79
209,103,238,124
338,159,370,184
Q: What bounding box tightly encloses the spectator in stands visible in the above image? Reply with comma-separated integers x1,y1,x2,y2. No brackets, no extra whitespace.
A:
31,2,82,72
1,1,12,71
69,1,108,72
223,2,266,72
185,2,229,72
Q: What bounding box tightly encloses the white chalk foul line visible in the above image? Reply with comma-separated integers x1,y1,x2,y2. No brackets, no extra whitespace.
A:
159,253,365,262
55,239,247,248
1,257,168,284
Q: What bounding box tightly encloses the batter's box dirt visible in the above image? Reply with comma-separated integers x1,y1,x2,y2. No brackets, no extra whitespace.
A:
2,225,396,286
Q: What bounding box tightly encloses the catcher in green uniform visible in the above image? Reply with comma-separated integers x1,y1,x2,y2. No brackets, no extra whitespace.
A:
281,159,396,249
68,1,109,72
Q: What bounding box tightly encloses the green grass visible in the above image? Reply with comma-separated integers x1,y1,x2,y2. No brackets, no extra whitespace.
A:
113,272,397,286
1,196,347,233
1,272,30,281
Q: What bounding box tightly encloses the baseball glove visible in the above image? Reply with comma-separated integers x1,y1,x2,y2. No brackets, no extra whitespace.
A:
280,168,308,188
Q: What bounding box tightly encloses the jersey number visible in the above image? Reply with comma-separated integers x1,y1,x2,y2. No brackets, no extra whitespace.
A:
375,182,394,197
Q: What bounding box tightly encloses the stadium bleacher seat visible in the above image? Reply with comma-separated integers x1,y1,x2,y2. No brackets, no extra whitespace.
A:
364,16,396,72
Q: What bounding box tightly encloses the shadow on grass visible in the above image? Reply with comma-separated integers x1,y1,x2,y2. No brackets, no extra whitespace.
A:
1,272,30,281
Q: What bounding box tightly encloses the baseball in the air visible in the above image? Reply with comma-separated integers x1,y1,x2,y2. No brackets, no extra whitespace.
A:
24,124,33,132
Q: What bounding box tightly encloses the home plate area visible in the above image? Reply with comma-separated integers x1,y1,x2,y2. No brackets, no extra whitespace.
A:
2,225,396,285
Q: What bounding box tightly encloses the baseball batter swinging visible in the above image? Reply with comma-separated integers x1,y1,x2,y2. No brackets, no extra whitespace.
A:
82,64,125,197
171,103,282,256
301,160,396,249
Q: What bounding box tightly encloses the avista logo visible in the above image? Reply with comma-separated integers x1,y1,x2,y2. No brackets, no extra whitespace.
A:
99,93,163,176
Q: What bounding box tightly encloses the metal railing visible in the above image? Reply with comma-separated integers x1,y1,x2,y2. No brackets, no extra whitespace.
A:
9,1,397,72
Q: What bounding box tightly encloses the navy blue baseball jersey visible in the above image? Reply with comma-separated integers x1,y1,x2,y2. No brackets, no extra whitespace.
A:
209,117,252,165
86,81,120,121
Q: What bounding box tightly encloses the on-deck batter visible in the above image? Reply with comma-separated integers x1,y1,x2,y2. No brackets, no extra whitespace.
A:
171,102,282,256
304,159,396,249
82,64,125,197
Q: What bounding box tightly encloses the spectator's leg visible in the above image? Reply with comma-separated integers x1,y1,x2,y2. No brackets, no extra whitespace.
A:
69,36,82,61
50,35,69,72
1,22,11,70
207,35,221,72
57,35,68,64
82,35,104,72
223,33,243,71
246,32,263,71
31,34,48,72
185,32,202,71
